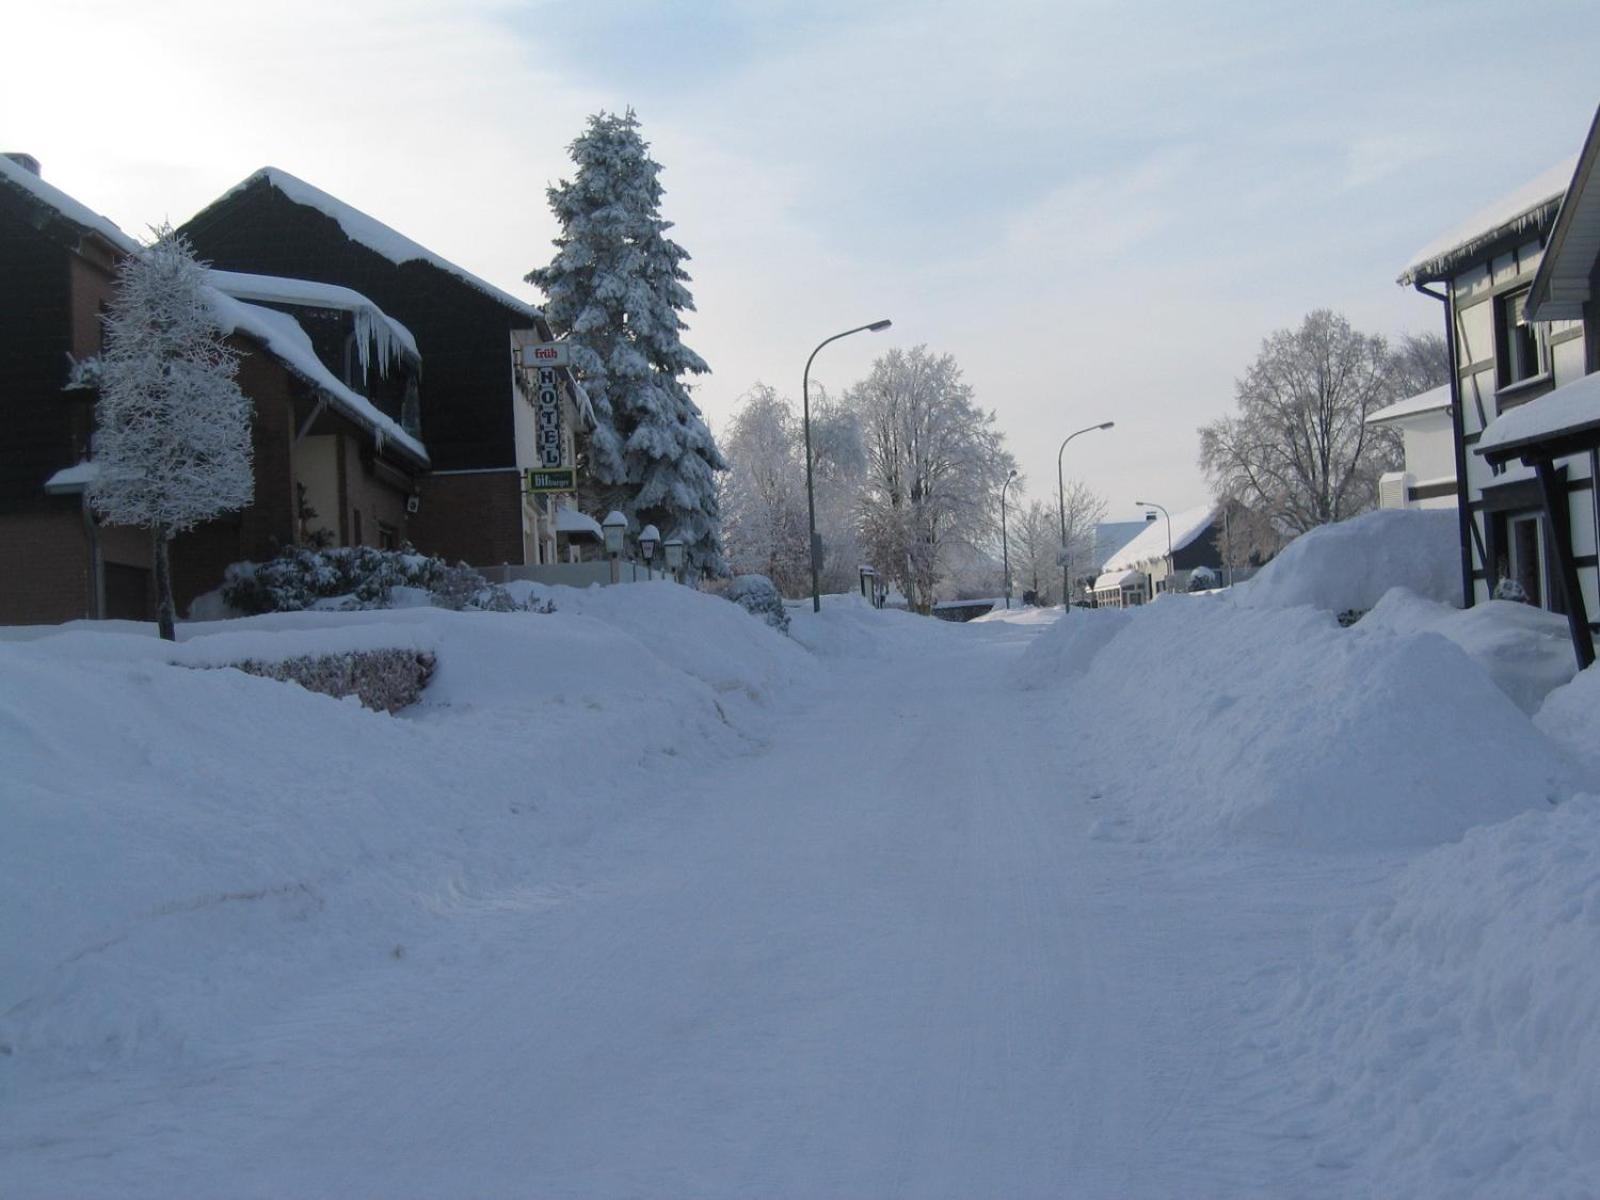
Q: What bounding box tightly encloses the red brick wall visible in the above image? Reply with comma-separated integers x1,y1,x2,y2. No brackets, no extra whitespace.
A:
409,471,525,566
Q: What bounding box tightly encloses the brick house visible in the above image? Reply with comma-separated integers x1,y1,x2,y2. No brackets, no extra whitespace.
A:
0,154,428,624
179,168,593,570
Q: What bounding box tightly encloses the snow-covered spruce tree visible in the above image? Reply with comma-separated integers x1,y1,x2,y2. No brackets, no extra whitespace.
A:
91,227,253,640
527,109,727,575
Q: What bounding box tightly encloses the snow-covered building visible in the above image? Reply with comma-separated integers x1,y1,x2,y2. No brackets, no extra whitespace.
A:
1398,105,1600,664
180,168,594,569
1366,383,1457,511
1091,502,1227,606
0,154,429,625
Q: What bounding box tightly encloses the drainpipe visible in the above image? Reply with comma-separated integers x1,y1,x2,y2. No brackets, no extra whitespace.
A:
1414,279,1476,608
81,488,104,619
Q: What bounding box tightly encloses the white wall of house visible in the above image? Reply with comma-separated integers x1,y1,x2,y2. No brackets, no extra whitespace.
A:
1449,238,1599,618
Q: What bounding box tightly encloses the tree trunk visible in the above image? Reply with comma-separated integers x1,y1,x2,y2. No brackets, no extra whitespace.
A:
152,523,177,642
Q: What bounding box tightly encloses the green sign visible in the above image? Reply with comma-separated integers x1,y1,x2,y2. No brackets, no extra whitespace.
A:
525,467,578,493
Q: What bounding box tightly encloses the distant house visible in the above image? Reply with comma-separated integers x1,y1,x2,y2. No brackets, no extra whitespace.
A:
1091,502,1228,607
1398,110,1598,664
0,155,427,625
1366,383,1457,510
180,168,594,569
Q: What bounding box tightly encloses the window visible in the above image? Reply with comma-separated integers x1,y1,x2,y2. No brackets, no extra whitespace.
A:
1495,288,1545,390
378,522,398,551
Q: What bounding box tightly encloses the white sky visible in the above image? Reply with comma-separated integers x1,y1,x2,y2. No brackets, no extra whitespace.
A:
6,0,1598,519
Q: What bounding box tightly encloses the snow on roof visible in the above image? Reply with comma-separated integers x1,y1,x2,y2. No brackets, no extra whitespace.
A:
1366,383,1452,426
1478,371,1600,460
0,154,141,255
555,505,603,539
43,461,100,494
209,271,419,361
207,292,428,466
1093,520,1148,564
212,168,542,321
1102,503,1219,572
1094,567,1146,591
1398,158,1575,286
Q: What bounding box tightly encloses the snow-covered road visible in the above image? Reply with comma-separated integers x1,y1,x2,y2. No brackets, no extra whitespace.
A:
8,612,1391,1197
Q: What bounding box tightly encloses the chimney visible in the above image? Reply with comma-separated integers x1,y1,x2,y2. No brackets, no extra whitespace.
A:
4,153,41,176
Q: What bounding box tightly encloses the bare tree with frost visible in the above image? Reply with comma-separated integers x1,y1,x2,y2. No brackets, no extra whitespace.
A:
718,384,809,594
91,227,253,640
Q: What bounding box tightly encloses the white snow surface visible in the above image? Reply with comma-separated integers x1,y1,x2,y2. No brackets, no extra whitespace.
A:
1235,507,1460,612
5,575,1600,1197
1100,502,1217,572
217,167,542,319
1479,368,1600,456
210,270,420,362
1398,156,1575,284
1366,381,1452,425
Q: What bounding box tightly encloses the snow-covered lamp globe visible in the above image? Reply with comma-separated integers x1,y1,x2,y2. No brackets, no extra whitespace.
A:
602,511,627,558
639,524,660,562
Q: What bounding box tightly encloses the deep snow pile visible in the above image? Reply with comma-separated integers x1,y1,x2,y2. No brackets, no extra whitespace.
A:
1361,589,1577,714
0,588,808,1088
1013,596,1574,849
1235,508,1459,613
1259,796,1600,1196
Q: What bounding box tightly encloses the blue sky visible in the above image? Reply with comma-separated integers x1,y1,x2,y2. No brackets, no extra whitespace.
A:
6,0,1599,519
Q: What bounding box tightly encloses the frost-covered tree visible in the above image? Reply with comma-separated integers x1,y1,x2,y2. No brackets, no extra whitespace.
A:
1198,310,1402,536
91,227,253,640
719,384,809,594
1056,480,1109,602
527,108,727,574
852,346,1014,613
1009,499,1061,604
806,381,870,594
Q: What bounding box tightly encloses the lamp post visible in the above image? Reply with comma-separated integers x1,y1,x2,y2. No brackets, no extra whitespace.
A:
805,319,892,613
1057,421,1115,609
1000,469,1017,609
639,524,660,581
602,510,627,585
1134,499,1172,593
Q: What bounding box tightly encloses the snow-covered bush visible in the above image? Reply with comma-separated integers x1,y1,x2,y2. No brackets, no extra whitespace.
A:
1494,576,1529,603
210,649,437,713
723,574,790,634
1187,565,1218,592
221,545,519,614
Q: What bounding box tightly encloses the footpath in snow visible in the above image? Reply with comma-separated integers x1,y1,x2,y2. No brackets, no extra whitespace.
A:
4,513,1599,1197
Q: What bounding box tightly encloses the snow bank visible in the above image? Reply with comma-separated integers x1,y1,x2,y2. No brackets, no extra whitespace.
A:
1362,589,1577,714
1262,797,1600,1195
1008,607,1131,689
784,593,965,661
1015,598,1573,849
1235,508,1459,613
1537,665,1600,786
0,588,807,1086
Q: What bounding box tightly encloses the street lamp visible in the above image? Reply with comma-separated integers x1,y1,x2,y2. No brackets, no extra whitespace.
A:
1057,421,1115,609
805,318,893,612
1134,500,1173,593
602,510,627,585
663,534,685,584
1000,469,1018,609
638,524,660,580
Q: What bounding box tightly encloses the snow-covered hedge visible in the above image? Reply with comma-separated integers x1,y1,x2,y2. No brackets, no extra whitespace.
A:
209,648,437,713
723,574,790,634
222,545,520,614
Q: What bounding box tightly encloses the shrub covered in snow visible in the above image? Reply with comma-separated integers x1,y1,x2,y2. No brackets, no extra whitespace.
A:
723,574,790,634
222,545,519,614
208,648,437,714
1186,565,1218,592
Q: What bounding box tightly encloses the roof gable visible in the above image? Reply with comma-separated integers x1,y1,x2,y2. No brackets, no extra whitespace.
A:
197,168,542,320
1397,158,1575,286
0,154,140,256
